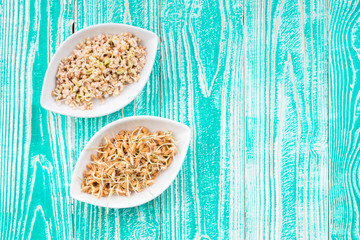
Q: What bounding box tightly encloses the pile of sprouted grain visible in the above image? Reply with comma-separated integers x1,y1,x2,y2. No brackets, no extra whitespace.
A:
81,127,177,198
52,33,146,110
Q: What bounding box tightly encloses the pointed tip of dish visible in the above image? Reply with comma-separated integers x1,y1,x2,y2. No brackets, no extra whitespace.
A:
40,90,49,111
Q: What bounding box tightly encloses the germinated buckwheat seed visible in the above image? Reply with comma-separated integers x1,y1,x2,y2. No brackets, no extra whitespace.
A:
52,33,146,110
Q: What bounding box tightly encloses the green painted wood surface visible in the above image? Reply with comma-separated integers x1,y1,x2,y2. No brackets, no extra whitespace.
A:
329,1,360,239
0,0,359,239
245,0,328,239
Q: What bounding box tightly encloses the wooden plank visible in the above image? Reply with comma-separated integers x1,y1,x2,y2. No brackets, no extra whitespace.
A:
244,0,328,239
329,1,360,238
6,0,360,239
72,0,161,239
0,0,75,239
159,0,245,239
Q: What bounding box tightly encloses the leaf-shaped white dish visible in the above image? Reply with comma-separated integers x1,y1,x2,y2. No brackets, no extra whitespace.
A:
70,116,191,208
41,24,159,118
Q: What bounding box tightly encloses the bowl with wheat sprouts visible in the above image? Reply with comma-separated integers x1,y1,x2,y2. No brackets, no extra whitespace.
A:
41,23,158,118
70,116,191,208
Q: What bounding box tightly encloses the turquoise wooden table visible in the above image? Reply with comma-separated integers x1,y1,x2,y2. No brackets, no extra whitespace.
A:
1,0,360,239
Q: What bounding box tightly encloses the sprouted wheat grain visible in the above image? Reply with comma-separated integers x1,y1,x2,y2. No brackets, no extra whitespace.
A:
81,127,177,198
52,33,146,110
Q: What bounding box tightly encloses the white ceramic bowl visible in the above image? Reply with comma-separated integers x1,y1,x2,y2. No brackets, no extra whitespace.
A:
70,116,191,208
41,24,159,118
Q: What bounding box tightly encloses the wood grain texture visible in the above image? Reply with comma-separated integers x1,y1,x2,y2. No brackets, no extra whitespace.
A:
160,0,244,239
244,0,328,239
1,0,75,239
1,0,360,239
329,0,360,239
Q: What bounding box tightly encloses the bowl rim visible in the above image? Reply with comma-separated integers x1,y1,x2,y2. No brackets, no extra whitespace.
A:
41,23,159,118
70,115,191,208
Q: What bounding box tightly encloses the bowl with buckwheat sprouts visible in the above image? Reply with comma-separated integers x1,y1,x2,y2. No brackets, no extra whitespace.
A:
41,23,158,118
70,116,191,208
